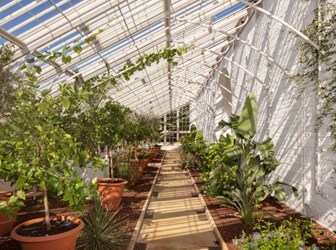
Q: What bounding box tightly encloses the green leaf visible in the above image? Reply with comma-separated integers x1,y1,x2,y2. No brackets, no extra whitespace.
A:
35,125,43,132
75,182,84,189
15,177,26,188
74,46,83,54
10,124,20,133
26,58,35,63
62,45,70,52
41,88,51,97
16,190,26,200
49,56,57,62
34,65,42,74
61,98,71,110
236,93,258,139
38,101,48,111
62,55,72,64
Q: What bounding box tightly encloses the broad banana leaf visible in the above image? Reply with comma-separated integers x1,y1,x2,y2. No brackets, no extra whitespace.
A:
236,93,258,139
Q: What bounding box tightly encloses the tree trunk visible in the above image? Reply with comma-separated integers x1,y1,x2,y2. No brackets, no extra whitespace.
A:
43,190,51,230
108,146,113,179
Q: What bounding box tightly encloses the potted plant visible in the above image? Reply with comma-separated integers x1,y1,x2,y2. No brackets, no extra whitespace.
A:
94,101,131,210
76,198,130,250
0,192,23,236
136,152,151,172
0,86,103,250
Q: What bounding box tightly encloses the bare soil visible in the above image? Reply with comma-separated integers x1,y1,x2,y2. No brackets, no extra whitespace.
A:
190,169,336,250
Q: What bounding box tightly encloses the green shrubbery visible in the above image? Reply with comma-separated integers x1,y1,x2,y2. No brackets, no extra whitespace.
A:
179,94,297,224
234,218,318,250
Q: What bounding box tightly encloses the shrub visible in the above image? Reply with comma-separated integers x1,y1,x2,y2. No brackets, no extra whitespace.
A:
211,93,297,224
115,162,130,181
178,125,209,171
234,218,318,250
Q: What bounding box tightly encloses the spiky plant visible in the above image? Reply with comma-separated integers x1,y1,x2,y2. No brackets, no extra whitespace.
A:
76,199,131,250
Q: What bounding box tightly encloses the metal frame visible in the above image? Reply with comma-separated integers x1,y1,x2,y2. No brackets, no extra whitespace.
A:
0,0,315,118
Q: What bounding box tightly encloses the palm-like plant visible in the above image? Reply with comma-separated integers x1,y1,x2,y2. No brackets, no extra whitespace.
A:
76,199,130,250
210,93,297,225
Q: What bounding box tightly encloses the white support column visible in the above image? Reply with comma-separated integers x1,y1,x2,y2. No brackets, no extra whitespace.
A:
163,114,167,145
176,109,180,141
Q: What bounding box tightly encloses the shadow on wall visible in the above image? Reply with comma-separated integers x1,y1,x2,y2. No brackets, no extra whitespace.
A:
214,68,233,141
209,0,336,230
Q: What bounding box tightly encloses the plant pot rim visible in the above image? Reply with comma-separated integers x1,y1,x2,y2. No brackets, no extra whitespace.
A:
11,216,83,243
0,191,13,197
97,178,128,185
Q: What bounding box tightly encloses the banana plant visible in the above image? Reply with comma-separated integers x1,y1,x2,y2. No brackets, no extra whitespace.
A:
212,93,297,225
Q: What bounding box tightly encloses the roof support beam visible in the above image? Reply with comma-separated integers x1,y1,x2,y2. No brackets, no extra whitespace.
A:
0,27,74,77
236,0,321,52
163,0,173,112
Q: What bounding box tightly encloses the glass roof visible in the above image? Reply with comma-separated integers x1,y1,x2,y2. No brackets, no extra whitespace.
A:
0,0,255,116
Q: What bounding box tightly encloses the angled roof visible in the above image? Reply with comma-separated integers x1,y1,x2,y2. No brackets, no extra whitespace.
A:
0,0,257,116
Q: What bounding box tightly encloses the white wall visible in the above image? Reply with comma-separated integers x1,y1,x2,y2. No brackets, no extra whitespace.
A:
195,0,336,231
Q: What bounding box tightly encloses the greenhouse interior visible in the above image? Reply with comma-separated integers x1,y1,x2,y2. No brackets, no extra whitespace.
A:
0,0,336,249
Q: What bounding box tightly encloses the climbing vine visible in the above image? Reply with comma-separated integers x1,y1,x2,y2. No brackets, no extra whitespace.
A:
19,27,191,88
295,0,336,150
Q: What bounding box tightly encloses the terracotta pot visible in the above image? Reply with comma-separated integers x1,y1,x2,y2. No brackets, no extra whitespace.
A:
0,213,16,236
11,216,83,250
138,158,149,171
97,178,127,211
0,191,15,236
149,148,159,159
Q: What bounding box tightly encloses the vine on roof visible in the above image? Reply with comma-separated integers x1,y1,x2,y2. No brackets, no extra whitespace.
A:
294,0,336,150
20,27,192,88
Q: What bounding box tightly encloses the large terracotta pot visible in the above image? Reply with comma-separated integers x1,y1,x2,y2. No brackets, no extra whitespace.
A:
0,191,15,236
11,216,84,250
97,178,127,211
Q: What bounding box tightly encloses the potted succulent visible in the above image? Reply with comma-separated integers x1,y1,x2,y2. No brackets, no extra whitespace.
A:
0,87,103,250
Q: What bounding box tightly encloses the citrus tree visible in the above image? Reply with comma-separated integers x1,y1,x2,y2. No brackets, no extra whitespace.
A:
0,86,104,229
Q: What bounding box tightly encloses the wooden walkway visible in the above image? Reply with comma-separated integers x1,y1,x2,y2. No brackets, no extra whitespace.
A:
133,150,224,250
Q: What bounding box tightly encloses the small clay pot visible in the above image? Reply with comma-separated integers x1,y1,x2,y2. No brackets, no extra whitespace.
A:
0,191,15,236
0,213,16,236
97,178,128,211
138,158,149,172
11,216,84,250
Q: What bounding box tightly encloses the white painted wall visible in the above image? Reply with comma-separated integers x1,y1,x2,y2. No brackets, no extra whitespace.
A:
195,0,336,231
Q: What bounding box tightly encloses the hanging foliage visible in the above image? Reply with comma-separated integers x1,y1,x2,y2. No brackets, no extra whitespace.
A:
294,0,336,150
19,27,191,88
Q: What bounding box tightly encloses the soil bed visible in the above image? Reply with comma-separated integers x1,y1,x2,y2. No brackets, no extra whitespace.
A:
0,156,161,250
190,169,336,250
